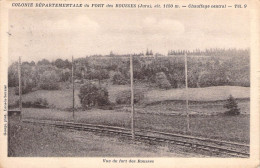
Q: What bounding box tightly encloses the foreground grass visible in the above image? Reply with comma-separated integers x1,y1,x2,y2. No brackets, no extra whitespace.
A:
8,118,197,157
22,108,250,143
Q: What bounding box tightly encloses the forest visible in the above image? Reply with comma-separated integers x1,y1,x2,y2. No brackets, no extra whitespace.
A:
8,48,250,95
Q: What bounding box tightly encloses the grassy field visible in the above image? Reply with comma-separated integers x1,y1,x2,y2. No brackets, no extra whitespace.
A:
9,85,250,144
146,86,249,103
8,87,81,109
8,118,202,157
142,99,250,115
8,85,132,109
9,85,250,110
22,108,250,143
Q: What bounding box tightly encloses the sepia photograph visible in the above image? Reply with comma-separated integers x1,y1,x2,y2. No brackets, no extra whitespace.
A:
0,0,258,166
5,8,252,159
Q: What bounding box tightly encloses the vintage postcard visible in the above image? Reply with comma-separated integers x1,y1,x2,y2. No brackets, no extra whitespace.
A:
0,0,259,167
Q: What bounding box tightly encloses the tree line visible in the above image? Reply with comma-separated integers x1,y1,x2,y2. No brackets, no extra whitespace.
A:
8,48,250,94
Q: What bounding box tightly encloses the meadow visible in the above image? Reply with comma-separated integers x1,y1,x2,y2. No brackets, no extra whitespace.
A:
8,85,250,144
21,108,249,143
8,85,250,110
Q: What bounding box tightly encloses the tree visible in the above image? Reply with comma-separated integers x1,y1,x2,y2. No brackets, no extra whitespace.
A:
115,89,144,104
146,48,149,56
223,95,240,115
53,59,72,69
37,59,51,66
168,72,185,88
78,82,110,109
63,59,72,69
109,51,114,56
60,68,71,82
54,59,66,69
30,61,36,66
155,72,171,89
39,70,60,90
22,61,30,66
133,57,145,80
112,72,129,85
9,63,37,93
8,62,19,87
88,69,110,85
97,69,110,85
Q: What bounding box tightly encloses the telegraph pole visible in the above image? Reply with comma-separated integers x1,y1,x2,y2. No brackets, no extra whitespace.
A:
185,53,190,132
18,57,22,119
130,54,135,139
72,56,75,120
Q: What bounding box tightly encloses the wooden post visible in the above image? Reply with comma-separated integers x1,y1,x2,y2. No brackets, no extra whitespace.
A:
185,53,190,132
72,56,75,120
130,55,135,139
18,57,22,119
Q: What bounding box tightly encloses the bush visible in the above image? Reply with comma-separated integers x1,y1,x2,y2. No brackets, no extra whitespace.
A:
33,98,48,108
155,72,171,89
15,86,29,95
39,82,60,90
78,82,110,109
223,95,240,115
15,98,49,108
115,89,144,105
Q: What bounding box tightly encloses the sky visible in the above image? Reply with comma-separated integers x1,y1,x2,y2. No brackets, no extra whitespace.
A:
8,9,250,63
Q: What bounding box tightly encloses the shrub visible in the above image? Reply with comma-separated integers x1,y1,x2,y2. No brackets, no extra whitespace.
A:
33,98,48,108
223,95,240,115
15,86,30,95
78,82,110,109
155,72,171,89
39,82,60,90
16,98,49,108
115,89,144,105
